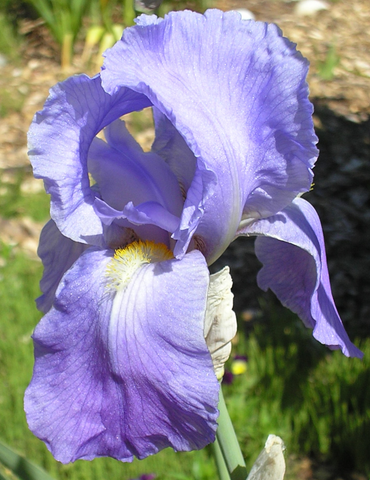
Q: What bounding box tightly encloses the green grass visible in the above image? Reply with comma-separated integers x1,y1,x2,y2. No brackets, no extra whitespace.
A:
0,169,50,221
126,109,155,135
0,12,23,62
317,43,340,81
223,307,370,475
0,87,25,118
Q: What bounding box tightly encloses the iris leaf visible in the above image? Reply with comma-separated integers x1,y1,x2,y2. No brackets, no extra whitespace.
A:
0,440,55,480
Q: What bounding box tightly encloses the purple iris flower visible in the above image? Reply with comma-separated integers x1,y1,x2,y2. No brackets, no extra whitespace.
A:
25,9,362,465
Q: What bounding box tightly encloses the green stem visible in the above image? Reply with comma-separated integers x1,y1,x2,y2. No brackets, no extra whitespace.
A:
213,437,231,480
61,31,73,69
123,0,135,26
216,387,248,480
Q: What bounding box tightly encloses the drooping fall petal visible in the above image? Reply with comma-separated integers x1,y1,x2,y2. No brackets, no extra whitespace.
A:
239,197,362,358
25,248,219,463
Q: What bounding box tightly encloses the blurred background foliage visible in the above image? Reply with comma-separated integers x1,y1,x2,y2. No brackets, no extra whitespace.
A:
0,0,369,479
0,0,209,68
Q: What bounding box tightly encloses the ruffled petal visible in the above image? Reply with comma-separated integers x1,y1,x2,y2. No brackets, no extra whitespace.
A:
239,197,362,357
36,220,89,313
25,248,219,463
94,198,179,247
28,74,151,245
102,9,318,262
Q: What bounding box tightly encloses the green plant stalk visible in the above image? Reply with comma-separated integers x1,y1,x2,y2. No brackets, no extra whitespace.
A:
216,387,248,480
27,0,90,66
0,440,55,480
99,0,114,36
61,31,73,68
213,438,231,480
123,0,135,26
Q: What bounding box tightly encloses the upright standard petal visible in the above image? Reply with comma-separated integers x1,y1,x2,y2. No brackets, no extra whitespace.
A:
28,74,151,245
25,247,219,463
239,197,362,358
102,9,318,263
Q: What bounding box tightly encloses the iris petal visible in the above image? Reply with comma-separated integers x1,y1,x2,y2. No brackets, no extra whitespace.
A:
88,119,183,215
102,9,318,262
152,108,197,194
151,110,218,256
239,197,362,358
36,220,89,313
94,198,180,246
28,75,151,245
25,248,219,463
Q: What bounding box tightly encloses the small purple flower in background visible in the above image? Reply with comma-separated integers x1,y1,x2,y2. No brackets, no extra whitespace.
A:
130,475,156,480
222,370,234,385
25,9,362,465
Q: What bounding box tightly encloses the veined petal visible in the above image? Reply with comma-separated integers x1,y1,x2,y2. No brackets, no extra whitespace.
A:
28,74,151,245
121,201,180,232
102,9,318,263
151,110,218,256
94,198,179,247
152,108,197,194
88,119,183,216
36,220,89,313
239,197,362,358
173,157,217,258
25,248,219,463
